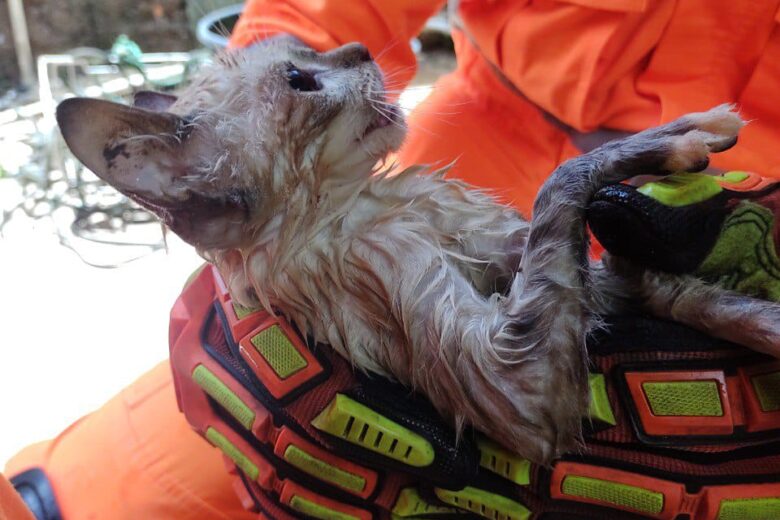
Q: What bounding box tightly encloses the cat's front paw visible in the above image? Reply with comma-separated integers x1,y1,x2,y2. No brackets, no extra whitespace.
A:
661,104,744,173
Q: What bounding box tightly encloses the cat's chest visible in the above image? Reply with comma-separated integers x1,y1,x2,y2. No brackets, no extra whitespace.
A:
258,187,478,307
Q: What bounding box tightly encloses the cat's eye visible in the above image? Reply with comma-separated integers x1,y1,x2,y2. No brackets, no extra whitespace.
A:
287,66,320,92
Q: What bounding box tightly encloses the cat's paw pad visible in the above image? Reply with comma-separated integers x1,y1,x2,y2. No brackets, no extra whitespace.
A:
664,105,744,172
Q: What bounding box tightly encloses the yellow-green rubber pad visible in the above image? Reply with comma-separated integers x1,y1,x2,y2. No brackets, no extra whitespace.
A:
233,302,259,319
289,495,359,520
205,427,259,481
283,444,366,493
311,394,434,467
588,373,617,426
721,171,750,184
751,371,780,412
434,486,530,520
251,325,308,379
561,475,664,515
717,497,780,520
192,365,255,430
392,488,459,517
638,173,723,207
477,437,531,485
642,380,723,417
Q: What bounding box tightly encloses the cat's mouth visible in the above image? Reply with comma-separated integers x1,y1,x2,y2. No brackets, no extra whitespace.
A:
364,104,401,136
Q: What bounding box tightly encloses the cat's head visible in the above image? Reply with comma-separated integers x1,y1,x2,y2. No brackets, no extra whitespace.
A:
57,37,406,250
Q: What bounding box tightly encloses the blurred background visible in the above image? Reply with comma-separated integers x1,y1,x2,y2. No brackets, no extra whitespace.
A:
0,0,454,465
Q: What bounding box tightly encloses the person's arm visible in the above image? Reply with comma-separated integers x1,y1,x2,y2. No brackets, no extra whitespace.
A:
230,0,446,92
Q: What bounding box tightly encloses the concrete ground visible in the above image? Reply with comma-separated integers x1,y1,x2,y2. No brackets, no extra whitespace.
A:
0,214,203,465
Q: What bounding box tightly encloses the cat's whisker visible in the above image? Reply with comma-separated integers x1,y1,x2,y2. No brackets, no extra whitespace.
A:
369,105,408,133
367,96,461,133
365,97,396,109
376,88,446,99
381,85,441,93
381,63,418,76
406,107,464,117
382,71,418,84
367,99,406,126
380,65,419,84
373,39,402,63
190,0,236,42
366,101,443,136
373,90,472,119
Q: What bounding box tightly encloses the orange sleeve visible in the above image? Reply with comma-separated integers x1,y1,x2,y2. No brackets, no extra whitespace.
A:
0,474,34,520
229,0,445,91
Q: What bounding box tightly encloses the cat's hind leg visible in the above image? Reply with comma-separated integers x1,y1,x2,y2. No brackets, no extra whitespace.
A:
500,105,745,460
591,258,780,357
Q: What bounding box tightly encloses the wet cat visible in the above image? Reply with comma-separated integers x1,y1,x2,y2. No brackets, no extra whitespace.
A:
56,37,780,464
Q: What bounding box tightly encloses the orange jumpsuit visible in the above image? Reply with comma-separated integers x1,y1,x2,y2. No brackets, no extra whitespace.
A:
230,0,780,213
6,1,780,517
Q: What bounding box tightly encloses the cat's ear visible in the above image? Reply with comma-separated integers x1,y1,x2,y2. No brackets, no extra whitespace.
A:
56,97,249,249
133,90,178,112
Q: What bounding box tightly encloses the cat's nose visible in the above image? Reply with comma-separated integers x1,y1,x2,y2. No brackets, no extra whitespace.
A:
329,42,373,67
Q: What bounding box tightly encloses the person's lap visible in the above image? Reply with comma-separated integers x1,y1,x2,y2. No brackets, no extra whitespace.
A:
5,362,254,520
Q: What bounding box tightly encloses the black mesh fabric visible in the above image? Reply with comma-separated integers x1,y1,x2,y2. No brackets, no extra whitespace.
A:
198,295,780,519
200,302,480,499
342,372,481,490
588,314,752,354
587,184,729,273
518,315,780,519
203,305,253,385
587,315,779,449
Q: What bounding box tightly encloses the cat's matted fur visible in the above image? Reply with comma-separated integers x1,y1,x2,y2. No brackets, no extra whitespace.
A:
57,38,780,464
